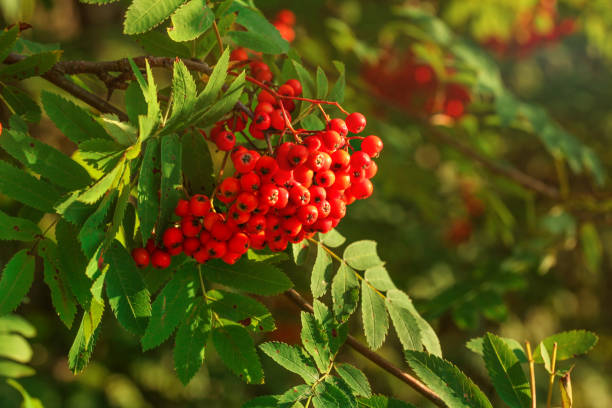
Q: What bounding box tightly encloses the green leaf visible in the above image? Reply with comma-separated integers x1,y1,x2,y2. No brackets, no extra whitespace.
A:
385,289,422,352
0,333,32,363
331,262,359,322
292,241,310,266
364,265,395,291
0,160,61,213
300,311,331,372
105,241,152,335
205,258,293,296
0,315,36,338
137,138,160,243
68,315,100,373
0,250,35,316
41,91,109,144
208,289,275,332
141,263,197,350
159,134,182,231
55,219,92,307
196,47,230,108
132,59,161,141
124,0,185,35
0,210,40,242
2,85,41,123
6,379,43,407
405,350,492,408
0,51,61,79
79,190,117,258
182,130,214,195
0,361,35,378
39,240,77,328
580,222,602,274
320,229,346,248
533,330,598,363
311,244,333,298
174,298,212,385
101,170,131,251
166,59,197,131
77,159,125,204
316,67,328,100
343,241,383,270
466,336,527,363
242,396,280,408
278,384,311,405
291,60,315,99
357,395,417,408
260,342,319,384
1,127,91,190
137,31,191,59
198,70,246,125
100,114,138,146
328,61,346,103
361,280,388,350
0,26,19,63
212,324,264,384
312,380,353,408
125,80,147,126
168,0,214,42
482,333,531,408
227,4,289,54
334,363,371,397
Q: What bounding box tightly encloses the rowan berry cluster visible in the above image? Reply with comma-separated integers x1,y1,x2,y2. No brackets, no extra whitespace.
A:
132,76,383,269
362,50,471,119
272,9,296,43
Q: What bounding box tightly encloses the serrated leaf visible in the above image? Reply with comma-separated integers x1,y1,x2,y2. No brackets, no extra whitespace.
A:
312,380,353,408
125,80,147,126
260,342,319,384
137,138,160,243
331,262,359,322
212,324,264,384
242,396,280,408
79,190,117,258
174,298,212,385
100,114,138,146
328,61,345,103
316,67,328,100
196,47,230,108
208,289,275,332
77,159,125,204
292,241,310,266
0,26,19,63
2,85,42,123
101,170,131,250
68,316,100,373
1,127,91,190
291,60,315,99
39,240,77,328
124,0,185,35
364,265,395,291
320,229,346,248
0,210,40,242
0,160,61,213
344,241,383,270
137,31,191,59
482,333,531,408
300,311,331,372
361,280,388,350
197,70,246,125
141,263,197,350
168,0,214,42
159,133,182,231
466,336,527,363
182,130,214,195
56,219,92,307
534,330,598,363
334,363,371,397
166,59,197,131
385,289,422,352
311,244,333,299
405,350,492,408
41,91,109,144
357,395,417,408
0,250,35,316
278,384,311,405
312,300,347,356
227,4,289,54
205,258,293,295
0,51,61,79
105,241,152,335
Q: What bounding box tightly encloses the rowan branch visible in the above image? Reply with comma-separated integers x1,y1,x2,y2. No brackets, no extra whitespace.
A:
284,288,446,407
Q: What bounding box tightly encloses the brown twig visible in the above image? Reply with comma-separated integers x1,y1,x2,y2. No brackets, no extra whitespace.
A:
284,288,446,407
428,125,560,199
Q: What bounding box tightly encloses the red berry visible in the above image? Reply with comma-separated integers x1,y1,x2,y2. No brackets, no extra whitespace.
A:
285,79,302,96
274,187,290,209
332,171,351,190
309,186,326,204
222,251,242,265
205,240,227,259
228,204,251,225
175,199,190,217
193,248,210,264
254,112,271,130
246,214,266,233
290,185,311,206
151,250,171,269
278,84,295,97
233,150,260,173
145,238,156,254
350,178,374,199
240,171,261,192
211,221,233,241
328,118,348,137
287,144,309,168
316,200,331,218
203,212,223,231
293,165,313,187
350,151,372,170
270,109,288,131
214,130,236,151
255,102,275,115
345,112,367,134
307,151,332,172
322,130,344,151
217,177,240,203
276,9,296,26
364,161,378,179
260,184,280,206
297,204,318,225
162,227,183,248
329,198,346,219
315,170,335,188
230,48,248,61
255,155,279,176
132,248,150,268
183,237,200,255
258,90,276,105
228,232,249,254
361,135,383,157
282,217,302,237
236,192,258,213
303,136,322,152
189,194,211,217
181,216,202,238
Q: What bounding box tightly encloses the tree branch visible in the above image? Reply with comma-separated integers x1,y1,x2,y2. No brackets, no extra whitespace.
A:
284,288,446,407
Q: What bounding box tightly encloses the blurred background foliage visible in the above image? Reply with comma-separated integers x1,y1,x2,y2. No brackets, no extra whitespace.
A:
1,0,612,406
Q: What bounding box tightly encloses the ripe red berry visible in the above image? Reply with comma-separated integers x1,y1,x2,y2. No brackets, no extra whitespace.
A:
308,151,332,172
151,250,171,269
350,178,374,199
329,198,346,219
255,155,279,176
364,161,378,179
246,214,266,233
230,48,248,61
233,150,260,173
282,217,302,237
345,112,367,134
270,109,288,131
297,204,318,225
303,135,322,152
228,204,251,225
181,216,202,238
211,221,233,241
222,251,242,265
175,199,190,217
214,130,236,151
274,187,290,209
285,79,302,96
236,192,258,213
189,194,211,217
240,171,261,192
316,200,331,218
132,248,150,268
203,212,223,231
332,171,351,190
293,165,313,187
228,232,249,254
361,135,383,157
205,240,227,259
276,9,296,26
350,151,372,170
255,102,275,115
183,237,200,255
315,170,335,188
309,186,326,204
290,185,311,206
287,144,309,168
258,90,276,105
278,84,295,97
328,118,348,137
321,130,344,151
330,149,351,171
163,227,183,248
193,248,210,264
254,112,271,130
260,184,280,206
